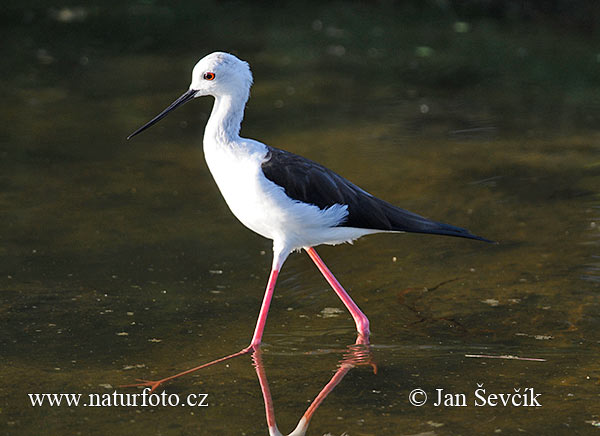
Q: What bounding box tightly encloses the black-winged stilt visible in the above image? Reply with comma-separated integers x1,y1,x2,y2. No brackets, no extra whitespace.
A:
126,52,490,391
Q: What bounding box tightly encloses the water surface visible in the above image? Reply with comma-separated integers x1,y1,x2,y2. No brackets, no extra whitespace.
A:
1,2,599,435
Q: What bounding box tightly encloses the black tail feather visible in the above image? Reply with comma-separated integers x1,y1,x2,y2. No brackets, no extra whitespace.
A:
260,145,492,243
381,202,494,243
402,217,494,243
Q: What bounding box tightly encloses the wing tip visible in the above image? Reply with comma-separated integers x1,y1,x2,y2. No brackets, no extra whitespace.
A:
412,220,495,243
466,233,496,244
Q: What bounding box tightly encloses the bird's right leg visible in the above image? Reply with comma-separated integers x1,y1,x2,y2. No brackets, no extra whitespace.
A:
120,246,289,392
305,247,371,344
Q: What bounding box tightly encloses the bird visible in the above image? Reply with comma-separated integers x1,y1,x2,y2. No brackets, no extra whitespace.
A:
126,52,491,391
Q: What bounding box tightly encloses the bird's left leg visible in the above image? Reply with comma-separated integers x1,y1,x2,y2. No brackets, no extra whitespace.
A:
120,246,290,392
304,247,370,344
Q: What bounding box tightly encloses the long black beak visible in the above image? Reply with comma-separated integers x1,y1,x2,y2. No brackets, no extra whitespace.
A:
127,89,197,140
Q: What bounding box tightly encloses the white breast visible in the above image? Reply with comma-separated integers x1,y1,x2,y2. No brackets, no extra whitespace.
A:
203,138,374,252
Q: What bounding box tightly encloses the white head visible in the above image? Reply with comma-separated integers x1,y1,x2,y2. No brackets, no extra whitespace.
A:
190,52,253,99
128,52,253,139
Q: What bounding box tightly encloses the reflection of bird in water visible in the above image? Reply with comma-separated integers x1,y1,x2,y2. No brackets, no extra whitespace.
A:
125,52,491,391
252,342,373,436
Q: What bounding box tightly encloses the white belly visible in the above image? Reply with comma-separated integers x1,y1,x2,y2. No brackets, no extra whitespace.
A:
203,139,375,251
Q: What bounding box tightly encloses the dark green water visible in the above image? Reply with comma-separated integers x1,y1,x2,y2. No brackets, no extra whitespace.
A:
1,2,599,435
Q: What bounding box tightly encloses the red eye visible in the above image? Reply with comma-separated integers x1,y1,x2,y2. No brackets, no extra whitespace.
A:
203,72,215,81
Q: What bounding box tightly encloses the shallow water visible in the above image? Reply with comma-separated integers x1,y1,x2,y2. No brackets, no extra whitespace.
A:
1,3,599,435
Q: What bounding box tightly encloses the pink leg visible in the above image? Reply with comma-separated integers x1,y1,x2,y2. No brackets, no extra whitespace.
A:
121,250,288,392
305,247,370,343
250,268,279,347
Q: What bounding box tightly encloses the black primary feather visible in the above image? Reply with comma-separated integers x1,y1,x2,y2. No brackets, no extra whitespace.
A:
261,146,492,243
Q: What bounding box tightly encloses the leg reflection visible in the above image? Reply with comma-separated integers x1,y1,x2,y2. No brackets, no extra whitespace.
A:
252,336,376,436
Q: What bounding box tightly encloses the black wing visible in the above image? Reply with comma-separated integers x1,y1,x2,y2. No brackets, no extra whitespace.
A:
261,146,491,242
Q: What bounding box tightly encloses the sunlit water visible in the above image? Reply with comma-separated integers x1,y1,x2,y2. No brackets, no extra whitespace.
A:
1,3,599,435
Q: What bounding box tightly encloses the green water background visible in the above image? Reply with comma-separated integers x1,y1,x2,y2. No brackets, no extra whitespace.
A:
1,2,599,435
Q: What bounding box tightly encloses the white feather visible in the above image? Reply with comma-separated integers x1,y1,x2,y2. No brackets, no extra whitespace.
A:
187,52,381,257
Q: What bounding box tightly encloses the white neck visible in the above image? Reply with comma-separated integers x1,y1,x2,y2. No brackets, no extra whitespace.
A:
204,92,248,146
